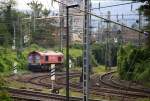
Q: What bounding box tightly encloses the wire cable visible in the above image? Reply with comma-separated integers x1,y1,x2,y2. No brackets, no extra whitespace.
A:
91,1,138,10
52,0,144,34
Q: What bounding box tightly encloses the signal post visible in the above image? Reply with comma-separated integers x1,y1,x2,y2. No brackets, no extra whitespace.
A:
50,64,55,92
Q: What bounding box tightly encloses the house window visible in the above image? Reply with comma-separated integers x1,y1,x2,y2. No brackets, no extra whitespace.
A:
45,56,49,61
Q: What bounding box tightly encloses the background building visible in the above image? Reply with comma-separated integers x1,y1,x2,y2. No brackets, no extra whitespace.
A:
59,0,84,44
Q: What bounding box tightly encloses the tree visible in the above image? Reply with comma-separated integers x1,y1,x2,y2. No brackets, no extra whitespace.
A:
27,0,43,18
27,0,58,48
42,8,51,17
134,0,150,48
0,0,16,11
136,0,150,5
0,0,17,47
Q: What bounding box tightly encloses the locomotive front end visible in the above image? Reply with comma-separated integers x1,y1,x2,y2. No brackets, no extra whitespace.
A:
28,51,42,71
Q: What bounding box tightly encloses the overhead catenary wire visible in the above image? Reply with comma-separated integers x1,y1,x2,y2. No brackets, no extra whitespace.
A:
90,1,138,10
52,0,144,34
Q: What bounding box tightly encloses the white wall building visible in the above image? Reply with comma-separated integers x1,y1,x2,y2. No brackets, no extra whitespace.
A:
59,0,84,43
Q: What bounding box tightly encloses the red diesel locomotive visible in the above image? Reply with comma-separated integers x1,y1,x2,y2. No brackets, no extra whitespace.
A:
28,51,64,71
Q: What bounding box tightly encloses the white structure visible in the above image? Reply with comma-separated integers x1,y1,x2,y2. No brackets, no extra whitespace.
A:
51,64,55,81
59,0,84,43
51,64,55,91
13,62,18,74
69,59,72,68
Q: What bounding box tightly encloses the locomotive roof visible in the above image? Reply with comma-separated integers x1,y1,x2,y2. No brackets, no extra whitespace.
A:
29,51,63,56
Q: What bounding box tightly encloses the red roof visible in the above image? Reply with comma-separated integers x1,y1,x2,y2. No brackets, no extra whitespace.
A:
29,51,63,56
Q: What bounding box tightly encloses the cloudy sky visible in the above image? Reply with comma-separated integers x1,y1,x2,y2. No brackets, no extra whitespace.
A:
14,0,59,11
0,0,144,17
10,0,128,10
14,0,143,11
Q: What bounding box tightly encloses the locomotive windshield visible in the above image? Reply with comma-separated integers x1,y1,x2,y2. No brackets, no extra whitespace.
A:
28,54,40,64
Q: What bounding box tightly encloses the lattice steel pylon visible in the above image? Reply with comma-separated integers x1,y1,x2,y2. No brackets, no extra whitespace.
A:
59,0,64,52
83,0,91,100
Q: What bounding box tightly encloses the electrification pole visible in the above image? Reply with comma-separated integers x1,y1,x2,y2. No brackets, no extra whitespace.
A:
28,22,31,46
108,11,111,70
98,20,100,42
83,0,90,100
138,11,141,46
105,11,111,70
121,14,124,45
89,0,92,74
13,22,16,50
59,1,64,52
33,12,36,33
66,7,69,101
66,5,79,101
20,18,23,51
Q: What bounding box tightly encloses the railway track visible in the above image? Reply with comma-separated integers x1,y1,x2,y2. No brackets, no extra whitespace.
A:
110,75,150,93
26,72,80,88
8,71,150,101
99,71,150,98
8,88,100,101
14,72,80,88
40,72,145,100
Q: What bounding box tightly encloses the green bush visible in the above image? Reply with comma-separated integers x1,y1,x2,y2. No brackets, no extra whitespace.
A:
117,44,150,82
0,48,17,72
0,91,12,101
70,43,82,49
68,53,98,68
76,56,82,67
137,98,150,101
117,44,135,80
0,44,45,73
133,57,150,82
91,43,105,65
91,54,98,67
0,75,11,101
92,43,118,66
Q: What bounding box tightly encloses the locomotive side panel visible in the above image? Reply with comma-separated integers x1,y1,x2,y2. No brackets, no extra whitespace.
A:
49,55,64,64
40,56,45,64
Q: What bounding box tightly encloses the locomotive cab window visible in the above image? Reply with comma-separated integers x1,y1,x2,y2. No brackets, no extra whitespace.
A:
45,56,49,61
58,56,62,62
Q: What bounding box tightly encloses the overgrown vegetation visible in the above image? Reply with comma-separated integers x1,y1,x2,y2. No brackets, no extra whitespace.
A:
0,75,11,101
0,47,19,72
0,44,45,73
64,44,99,68
137,98,150,101
117,44,150,84
91,43,118,67
66,43,118,69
